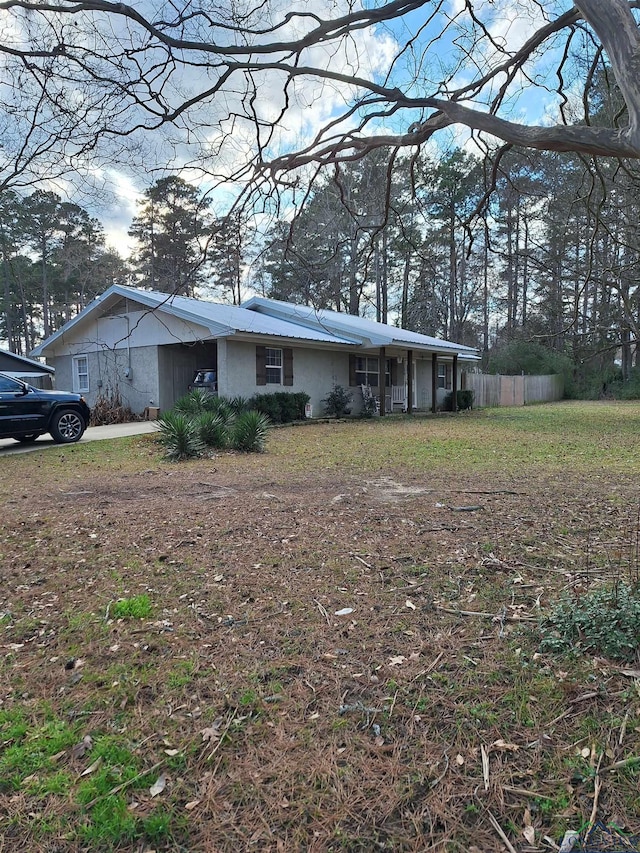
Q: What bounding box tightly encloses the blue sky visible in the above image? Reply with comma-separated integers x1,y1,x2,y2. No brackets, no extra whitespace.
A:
3,1,578,253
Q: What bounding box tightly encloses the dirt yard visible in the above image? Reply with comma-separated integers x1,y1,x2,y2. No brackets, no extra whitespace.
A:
2,412,640,852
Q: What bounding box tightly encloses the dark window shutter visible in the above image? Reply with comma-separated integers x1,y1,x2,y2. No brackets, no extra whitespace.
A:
283,348,293,386
256,346,267,385
349,354,357,386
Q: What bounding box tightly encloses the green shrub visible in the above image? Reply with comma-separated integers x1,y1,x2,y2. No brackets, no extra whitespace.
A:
229,395,250,414
204,395,234,419
599,367,640,401
276,392,304,422
539,583,640,662
195,411,229,448
160,394,275,458
157,411,205,460
231,410,271,452
249,393,282,422
322,385,352,418
485,340,573,396
443,389,475,411
173,388,217,416
457,389,474,410
247,392,309,423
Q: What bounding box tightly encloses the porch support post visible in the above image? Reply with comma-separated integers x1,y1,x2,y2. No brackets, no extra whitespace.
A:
431,352,437,414
452,354,458,413
407,349,413,414
379,346,386,416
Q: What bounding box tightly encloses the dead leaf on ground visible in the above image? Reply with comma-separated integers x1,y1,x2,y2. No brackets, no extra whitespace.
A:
492,738,519,752
523,807,535,844
201,718,224,742
149,774,166,797
79,757,102,778
71,734,93,760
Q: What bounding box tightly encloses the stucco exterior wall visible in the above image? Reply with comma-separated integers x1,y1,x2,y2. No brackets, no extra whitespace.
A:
220,342,462,415
46,307,213,355
221,339,351,415
44,307,218,415
49,346,161,415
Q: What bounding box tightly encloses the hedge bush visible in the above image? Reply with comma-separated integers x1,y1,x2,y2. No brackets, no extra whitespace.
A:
247,392,310,423
442,389,474,411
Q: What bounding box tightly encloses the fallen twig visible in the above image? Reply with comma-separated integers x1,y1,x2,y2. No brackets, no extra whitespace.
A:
586,752,603,836
486,808,518,853
619,710,630,745
313,598,331,625
430,752,449,789
569,691,599,704
503,785,554,799
481,744,490,791
207,710,237,761
435,605,535,622
603,755,640,772
412,651,444,681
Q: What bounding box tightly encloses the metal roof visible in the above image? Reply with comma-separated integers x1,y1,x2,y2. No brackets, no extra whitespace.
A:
243,296,480,358
0,349,55,373
31,286,480,360
130,288,355,344
31,285,356,356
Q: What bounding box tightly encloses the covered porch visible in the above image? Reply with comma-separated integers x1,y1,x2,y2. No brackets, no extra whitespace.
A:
351,347,465,416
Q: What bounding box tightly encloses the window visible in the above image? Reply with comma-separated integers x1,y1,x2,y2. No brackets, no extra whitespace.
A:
73,355,89,393
437,363,452,390
0,374,21,392
354,356,393,388
256,346,293,386
355,356,379,387
265,347,282,384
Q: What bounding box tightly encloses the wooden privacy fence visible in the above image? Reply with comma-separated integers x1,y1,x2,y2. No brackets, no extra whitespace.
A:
462,373,564,408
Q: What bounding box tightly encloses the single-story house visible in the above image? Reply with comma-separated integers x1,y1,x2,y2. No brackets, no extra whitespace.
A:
0,349,55,388
30,285,480,416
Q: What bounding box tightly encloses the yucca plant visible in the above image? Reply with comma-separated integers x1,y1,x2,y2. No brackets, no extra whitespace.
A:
206,396,236,423
156,411,205,460
173,389,216,416
195,410,229,448
229,396,250,414
231,410,271,452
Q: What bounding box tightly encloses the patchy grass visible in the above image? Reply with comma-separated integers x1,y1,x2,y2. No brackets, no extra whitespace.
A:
2,402,640,851
110,594,153,620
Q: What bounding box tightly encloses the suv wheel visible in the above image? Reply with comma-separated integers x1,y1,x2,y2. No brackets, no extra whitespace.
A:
50,409,86,443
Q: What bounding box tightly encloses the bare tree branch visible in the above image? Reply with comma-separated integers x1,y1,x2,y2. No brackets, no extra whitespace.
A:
2,0,640,194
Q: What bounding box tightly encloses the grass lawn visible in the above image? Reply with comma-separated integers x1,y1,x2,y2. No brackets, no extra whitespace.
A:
2,401,640,852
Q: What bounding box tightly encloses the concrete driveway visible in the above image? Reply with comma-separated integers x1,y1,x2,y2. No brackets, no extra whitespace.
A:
0,421,158,455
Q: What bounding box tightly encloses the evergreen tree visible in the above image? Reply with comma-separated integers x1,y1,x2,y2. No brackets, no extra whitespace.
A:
129,176,211,296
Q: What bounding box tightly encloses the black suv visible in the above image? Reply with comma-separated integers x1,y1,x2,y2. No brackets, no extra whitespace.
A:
0,371,91,444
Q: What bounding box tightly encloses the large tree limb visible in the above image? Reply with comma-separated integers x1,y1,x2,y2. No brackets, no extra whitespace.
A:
2,0,640,193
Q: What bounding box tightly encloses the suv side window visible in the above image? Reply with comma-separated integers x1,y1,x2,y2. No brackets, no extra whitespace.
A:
0,375,21,392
